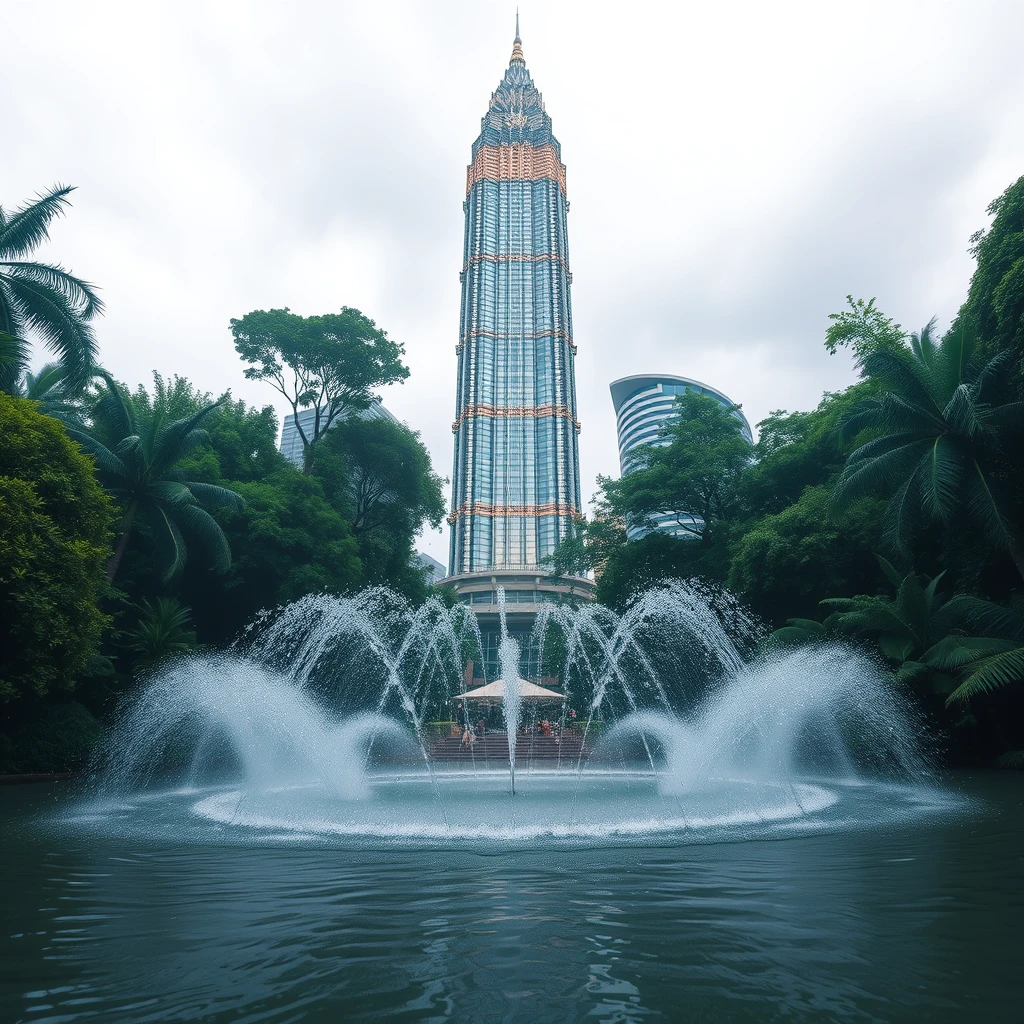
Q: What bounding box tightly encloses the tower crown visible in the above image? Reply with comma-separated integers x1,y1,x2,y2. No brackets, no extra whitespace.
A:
475,16,556,154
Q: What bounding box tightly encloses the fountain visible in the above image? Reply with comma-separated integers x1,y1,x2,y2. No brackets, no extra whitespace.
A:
68,582,957,848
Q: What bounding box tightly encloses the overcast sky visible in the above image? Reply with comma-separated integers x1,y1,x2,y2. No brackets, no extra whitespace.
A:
8,0,1024,565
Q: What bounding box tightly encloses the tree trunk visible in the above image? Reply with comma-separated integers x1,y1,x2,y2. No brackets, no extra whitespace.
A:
105,499,139,582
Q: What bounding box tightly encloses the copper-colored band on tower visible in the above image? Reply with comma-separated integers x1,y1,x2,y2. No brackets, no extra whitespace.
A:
452,403,581,432
466,144,567,195
447,501,582,525
462,252,570,274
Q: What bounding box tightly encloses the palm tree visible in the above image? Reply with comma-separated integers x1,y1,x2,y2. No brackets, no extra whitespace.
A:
772,556,1024,702
14,361,83,424
835,322,1024,579
69,378,244,582
124,598,199,675
0,185,103,391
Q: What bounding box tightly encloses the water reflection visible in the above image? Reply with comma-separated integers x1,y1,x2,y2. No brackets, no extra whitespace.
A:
2,777,1021,1023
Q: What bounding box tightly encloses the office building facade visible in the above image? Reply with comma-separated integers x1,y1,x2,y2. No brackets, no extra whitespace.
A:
609,374,752,541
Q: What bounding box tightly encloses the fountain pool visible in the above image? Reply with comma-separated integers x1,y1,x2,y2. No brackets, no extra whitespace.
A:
61,582,961,849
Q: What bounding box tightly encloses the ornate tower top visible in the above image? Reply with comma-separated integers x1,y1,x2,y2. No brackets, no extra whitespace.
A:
473,15,557,156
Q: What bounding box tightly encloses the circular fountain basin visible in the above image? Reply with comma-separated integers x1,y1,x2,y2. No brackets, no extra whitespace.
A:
65,769,959,850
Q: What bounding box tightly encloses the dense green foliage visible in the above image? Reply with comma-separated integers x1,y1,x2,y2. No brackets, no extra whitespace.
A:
69,378,245,583
0,394,112,702
953,174,1024,356
0,187,445,774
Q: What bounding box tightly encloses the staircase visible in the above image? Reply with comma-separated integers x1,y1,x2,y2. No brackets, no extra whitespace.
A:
430,731,589,765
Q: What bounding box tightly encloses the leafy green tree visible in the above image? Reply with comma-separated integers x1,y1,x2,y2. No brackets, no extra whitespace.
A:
594,532,713,611
180,471,364,641
315,416,444,598
69,378,243,582
728,486,885,625
541,520,592,597
824,295,906,368
230,307,409,474
953,175,1024,357
835,321,1024,579
737,385,873,520
124,598,198,675
0,185,103,391
0,393,112,702
600,391,752,546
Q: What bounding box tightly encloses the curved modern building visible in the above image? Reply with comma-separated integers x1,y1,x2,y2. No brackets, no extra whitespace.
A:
447,20,592,611
609,374,753,541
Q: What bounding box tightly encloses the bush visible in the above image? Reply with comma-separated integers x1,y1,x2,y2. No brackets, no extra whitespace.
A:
0,701,103,774
0,394,112,701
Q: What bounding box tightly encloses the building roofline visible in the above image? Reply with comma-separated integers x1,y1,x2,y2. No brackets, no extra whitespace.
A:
609,373,750,432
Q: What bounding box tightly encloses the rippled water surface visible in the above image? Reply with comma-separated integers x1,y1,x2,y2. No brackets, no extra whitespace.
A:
3,774,1023,1023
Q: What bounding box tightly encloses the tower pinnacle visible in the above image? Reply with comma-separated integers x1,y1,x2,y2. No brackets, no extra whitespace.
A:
511,10,524,63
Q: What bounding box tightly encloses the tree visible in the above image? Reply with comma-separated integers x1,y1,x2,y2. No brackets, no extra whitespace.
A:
123,598,198,675
180,471,364,641
0,185,103,392
541,520,591,597
835,320,1024,579
0,393,112,702
953,175,1024,357
772,557,1024,706
825,295,906,368
13,361,82,423
728,486,885,626
230,307,409,474
315,416,445,598
601,391,752,546
69,378,244,582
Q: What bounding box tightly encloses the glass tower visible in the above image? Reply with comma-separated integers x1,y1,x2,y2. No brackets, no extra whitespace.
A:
609,374,752,541
447,21,583,582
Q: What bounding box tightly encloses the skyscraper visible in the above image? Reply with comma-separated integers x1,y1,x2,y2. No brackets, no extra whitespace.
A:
447,20,589,612
609,374,752,541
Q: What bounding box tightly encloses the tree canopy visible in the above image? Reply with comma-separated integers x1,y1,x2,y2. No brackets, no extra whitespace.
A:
0,393,112,702
230,307,409,473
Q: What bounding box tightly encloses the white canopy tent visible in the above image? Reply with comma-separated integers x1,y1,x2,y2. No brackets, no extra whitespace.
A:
454,679,566,703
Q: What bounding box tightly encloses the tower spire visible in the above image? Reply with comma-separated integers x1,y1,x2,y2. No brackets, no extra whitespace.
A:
511,9,524,63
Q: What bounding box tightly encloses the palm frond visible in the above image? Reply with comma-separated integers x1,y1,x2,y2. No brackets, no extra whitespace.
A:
65,428,129,482
1,261,103,318
924,635,1018,671
183,480,245,510
0,184,76,259
860,347,941,415
932,596,1023,640
144,502,189,582
2,271,98,383
920,435,963,520
835,435,931,505
91,374,136,444
880,467,924,555
946,646,1024,705
0,330,27,391
149,401,224,478
174,503,233,574
942,384,982,441
964,458,1017,552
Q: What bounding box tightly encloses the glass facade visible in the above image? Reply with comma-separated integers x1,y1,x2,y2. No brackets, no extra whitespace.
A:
448,28,583,576
278,399,396,469
609,375,753,542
